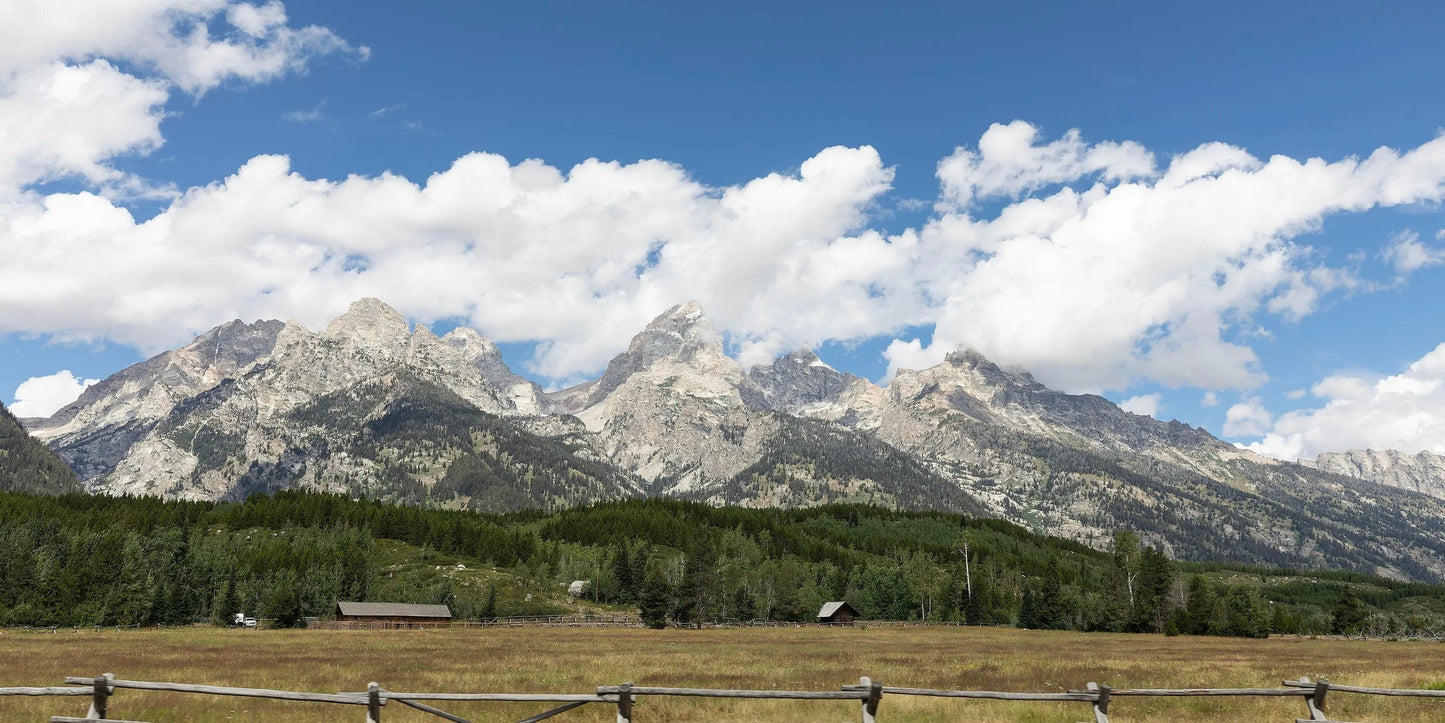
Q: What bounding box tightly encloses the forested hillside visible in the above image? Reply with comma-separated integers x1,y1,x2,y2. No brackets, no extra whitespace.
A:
0,402,79,494
1,490,1441,637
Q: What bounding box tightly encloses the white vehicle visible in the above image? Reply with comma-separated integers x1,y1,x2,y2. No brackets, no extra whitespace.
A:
242,617,258,628
231,613,258,628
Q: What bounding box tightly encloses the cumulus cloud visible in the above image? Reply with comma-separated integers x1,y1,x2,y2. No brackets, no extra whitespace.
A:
0,0,362,197
8,121,1445,387
936,120,1154,208
1223,397,1273,437
1245,344,1445,460
1118,393,1162,418
10,370,98,418
884,125,1445,392
1201,391,1219,407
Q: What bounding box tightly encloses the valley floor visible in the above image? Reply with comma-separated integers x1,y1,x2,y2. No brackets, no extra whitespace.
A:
1,626,1442,721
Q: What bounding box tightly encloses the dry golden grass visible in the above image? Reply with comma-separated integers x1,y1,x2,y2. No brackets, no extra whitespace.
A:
0,626,1441,721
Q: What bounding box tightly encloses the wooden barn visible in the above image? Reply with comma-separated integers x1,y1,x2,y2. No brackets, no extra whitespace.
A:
816,601,860,625
334,601,452,626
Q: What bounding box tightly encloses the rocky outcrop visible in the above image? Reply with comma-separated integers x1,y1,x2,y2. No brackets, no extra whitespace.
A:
1308,449,1445,500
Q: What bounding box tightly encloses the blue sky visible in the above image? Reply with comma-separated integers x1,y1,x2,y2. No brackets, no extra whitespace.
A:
3,0,1445,459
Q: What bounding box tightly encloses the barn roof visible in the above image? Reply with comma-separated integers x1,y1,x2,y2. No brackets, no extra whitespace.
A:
817,601,858,618
335,601,452,618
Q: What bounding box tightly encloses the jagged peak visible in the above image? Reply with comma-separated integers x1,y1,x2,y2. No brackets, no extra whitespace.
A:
442,326,502,361
632,300,723,354
662,299,706,320
320,298,411,353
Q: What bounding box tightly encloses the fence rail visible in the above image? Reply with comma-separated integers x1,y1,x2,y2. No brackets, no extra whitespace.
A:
3,672,1441,722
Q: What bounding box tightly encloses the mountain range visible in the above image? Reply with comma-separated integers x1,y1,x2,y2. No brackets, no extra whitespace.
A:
15,298,1445,582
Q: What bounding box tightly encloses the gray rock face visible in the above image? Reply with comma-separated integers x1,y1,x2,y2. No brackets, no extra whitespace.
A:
1308,449,1445,500
29,318,286,478
748,349,854,414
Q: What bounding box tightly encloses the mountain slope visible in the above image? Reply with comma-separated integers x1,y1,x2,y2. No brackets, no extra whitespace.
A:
0,402,79,494
752,349,1445,580
27,318,285,479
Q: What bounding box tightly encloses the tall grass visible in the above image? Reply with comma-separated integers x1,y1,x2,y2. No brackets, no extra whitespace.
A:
1,626,1440,721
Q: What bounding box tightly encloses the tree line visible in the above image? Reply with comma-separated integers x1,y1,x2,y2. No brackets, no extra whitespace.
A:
0,490,1440,636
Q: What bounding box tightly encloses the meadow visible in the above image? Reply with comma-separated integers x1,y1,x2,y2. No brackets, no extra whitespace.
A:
1,626,1441,722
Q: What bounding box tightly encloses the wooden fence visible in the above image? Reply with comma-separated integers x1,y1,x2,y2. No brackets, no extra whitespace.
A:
4,673,1443,722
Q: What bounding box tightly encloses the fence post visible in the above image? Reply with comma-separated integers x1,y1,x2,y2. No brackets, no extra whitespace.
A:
859,676,881,722
1301,677,1330,721
614,682,633,723
87,673,112,719
367,681,381,722
1087,682,1110,723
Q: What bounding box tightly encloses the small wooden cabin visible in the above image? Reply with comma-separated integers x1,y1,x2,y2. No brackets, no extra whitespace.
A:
817,601,860,625
334,601,452,625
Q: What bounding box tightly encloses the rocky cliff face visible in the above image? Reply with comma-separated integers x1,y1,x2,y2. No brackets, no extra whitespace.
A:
21,297,1445,581
1308,449,1445,500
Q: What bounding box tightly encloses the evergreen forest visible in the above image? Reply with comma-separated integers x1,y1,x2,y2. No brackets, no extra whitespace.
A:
0,490,1441,638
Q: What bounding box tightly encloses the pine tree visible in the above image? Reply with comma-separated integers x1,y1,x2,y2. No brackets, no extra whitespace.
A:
1129,546,1174,633
639,565,671,629
612,544,635,603
1331,588,1367,635
732,585,757,621
1017,584,1038,629
480,585,498,620
1183,574,1217,635
210,578,238,626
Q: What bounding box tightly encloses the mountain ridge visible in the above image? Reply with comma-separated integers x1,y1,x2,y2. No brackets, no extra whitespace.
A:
19,297,1445,581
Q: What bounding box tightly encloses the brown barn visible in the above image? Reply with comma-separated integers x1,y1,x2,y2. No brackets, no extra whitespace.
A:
334,601,453,626
817,601,860,625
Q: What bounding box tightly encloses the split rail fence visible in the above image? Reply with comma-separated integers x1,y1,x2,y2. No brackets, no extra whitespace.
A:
4,673,1444,722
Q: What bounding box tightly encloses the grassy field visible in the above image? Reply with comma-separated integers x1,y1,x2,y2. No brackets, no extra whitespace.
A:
0,626,1441,722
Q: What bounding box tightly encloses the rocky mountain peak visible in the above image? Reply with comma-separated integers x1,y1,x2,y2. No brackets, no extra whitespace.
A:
321,297,411,360
749,348,854,413
637,300,722,358
568,301,727,409
442,326,502,363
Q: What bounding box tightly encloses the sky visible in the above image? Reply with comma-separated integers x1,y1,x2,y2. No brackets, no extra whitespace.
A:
2,0,1445,461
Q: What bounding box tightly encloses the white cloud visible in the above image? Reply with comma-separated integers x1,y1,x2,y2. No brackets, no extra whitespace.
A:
885,125,1445,393
936,120,1154,208
7,120,1445,389
1247,343,1445,460
1285,389,1307,400
0,1,361,199
1223,396,1273,437
10,370,98,418
1201,391,1219,407
1381,229,1445,275
1118,393,1162,418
